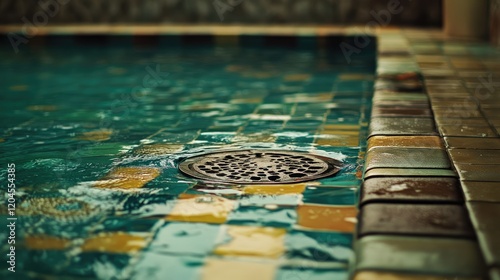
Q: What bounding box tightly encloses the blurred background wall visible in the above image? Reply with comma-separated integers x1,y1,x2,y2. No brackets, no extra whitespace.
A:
0,0,442,26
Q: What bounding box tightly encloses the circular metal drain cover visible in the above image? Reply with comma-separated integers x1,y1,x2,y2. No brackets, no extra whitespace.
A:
179,149,342,184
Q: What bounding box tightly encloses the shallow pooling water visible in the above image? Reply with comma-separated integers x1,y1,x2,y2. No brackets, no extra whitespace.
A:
0,37,375,279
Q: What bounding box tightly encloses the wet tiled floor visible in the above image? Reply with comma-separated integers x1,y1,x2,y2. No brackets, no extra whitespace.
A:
0,35,373,279
1,26,500,279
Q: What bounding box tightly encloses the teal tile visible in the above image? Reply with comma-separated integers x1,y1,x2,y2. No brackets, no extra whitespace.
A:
64,253,131,279
227,206,297,228
275,268,348,280
285,229,353,263
302,186,357,205
131,253,203,279
148,223,220,256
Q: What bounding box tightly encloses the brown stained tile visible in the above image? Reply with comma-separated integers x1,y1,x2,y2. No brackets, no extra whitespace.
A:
371,107,432,117
449,149,500,164
367,136,444,150
421,69,457,78
364,168,456,179
369,117,437,137
355,235,487,277
439,125,497,137
353,271,480,280
467,202,500,266
426,90,468,97
431,100,478,109
462,181,500,202
426,86,468,94
467,201,500,232
455,164,500,181
445,137,500,149
361,177,462,205
373,93,428,102
359,204,474,238
365,147,450,170
436,119,490,126
373,100,430,108
483,109,500,119
433,109,483,119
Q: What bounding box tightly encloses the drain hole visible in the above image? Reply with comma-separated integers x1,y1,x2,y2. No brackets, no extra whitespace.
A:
268,175,280,181
290,173,307,178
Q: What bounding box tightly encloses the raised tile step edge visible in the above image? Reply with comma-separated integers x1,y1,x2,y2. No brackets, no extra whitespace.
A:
355,235,487,278
365,147,451,171
360,177,463,205
358,203,474,238
364,168,457,179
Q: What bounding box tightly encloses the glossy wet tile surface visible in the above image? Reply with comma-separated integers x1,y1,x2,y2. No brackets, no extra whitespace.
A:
357,28,500,279
2,27,500,279
0,37,374,279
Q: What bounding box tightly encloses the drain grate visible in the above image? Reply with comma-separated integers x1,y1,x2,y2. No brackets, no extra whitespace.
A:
179,149,342,184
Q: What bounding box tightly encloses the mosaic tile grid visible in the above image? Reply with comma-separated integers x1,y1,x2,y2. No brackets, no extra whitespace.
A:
0,35,375,279
355,29,500,279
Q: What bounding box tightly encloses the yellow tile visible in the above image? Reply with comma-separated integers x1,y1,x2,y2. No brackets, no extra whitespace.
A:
202,258,277,280
283,74,311,81
9,85,28,91
25,235,70,250
166,194,236,224
297,204,357,232
354,271,480,280
75,129,113,141
26,105,58,112
81,232,147,253
338,73,374,81
321,130,360,136
17,197,94,218
284,93,334,103
133,144,183,156
94,167,161,189
214,225,286,258
243,183,312,195
368,136,444,150
230,97,263,104
316,136,359,147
